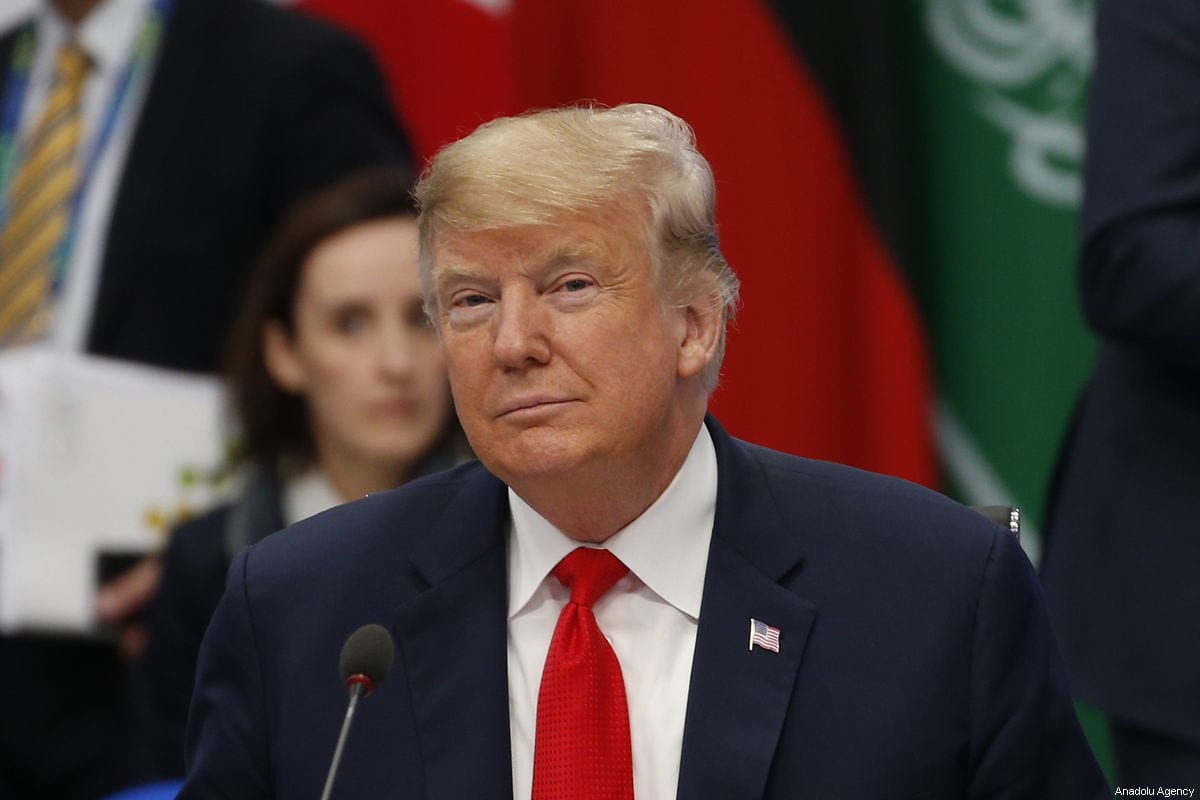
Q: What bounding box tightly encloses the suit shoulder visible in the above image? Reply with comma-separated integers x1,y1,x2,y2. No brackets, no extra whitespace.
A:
740,437,956,510
225,0,375,68
738,438,1004,559
247,461,486,574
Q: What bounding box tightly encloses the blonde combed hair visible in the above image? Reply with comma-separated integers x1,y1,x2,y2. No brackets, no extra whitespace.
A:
416,103,739,390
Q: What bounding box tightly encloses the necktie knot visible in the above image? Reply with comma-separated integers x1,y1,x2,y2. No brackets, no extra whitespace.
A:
553,547,628,609
56,41,91,85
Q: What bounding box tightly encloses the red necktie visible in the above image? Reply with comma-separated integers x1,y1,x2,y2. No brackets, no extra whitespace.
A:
532,547,634,800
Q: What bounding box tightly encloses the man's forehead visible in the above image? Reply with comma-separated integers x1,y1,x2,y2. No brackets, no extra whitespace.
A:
431,222,630,281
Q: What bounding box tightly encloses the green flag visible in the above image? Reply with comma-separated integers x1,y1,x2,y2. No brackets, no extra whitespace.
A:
898,0,1111,775
904,0,1095,555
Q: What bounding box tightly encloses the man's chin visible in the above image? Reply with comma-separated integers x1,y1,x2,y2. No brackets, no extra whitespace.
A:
478,431,592,485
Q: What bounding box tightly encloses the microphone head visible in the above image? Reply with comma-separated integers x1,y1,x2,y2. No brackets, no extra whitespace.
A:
338,623,395,695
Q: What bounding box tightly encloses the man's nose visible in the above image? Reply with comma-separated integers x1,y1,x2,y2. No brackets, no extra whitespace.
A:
492,291,550,369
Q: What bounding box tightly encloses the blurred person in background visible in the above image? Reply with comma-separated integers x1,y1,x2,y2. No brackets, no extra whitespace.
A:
0,0,408,794
127,167,469,782
0,0,407,367
1041,0,1200,786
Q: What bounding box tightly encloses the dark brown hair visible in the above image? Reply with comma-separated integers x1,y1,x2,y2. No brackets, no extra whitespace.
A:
224,166,432,469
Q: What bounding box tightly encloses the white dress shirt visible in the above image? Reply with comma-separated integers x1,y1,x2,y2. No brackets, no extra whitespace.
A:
281,468,344,527
507,424,717,800
13,0,154,351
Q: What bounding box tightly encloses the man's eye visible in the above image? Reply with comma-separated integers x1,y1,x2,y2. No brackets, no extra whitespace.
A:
554,278,597,297
457,293,490,307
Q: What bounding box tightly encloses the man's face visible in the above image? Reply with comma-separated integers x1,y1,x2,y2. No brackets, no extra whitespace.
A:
430,205,690,490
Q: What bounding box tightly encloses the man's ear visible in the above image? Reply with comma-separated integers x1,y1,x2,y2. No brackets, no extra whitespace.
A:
676,289,724,380
262,320,306,394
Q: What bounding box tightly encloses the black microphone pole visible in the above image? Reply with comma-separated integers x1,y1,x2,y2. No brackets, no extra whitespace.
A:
320,623,395,800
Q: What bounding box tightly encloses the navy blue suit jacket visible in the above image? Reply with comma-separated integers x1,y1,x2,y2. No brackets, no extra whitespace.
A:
183,419,1105,798
1040,0,1200,743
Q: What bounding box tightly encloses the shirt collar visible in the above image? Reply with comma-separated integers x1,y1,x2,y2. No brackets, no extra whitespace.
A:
282,468,345,526
507,423,717,621
37,0,153,79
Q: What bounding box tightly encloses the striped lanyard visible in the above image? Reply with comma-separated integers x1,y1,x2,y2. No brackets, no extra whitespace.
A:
0,0,172,290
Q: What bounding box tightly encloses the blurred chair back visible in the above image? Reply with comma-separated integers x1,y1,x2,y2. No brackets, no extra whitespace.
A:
970,505,1021,541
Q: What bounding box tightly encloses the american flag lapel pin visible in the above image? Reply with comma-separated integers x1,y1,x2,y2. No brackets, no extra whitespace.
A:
748,618,781,653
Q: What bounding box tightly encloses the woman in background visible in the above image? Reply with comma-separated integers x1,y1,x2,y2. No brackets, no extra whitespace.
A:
129,167,467,780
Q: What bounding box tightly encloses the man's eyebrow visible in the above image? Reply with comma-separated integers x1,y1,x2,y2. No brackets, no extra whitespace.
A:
540,241,604,268
432,264,488,290
434,241,605,289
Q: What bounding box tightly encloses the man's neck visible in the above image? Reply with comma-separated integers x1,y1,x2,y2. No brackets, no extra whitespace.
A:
49,0,104,25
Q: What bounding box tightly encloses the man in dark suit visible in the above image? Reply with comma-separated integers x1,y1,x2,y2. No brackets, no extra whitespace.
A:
0,0,407,795
0,0,408,372
1041,0,1200,785
184,103,1107,798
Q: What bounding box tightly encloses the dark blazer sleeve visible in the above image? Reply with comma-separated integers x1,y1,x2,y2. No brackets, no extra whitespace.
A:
180,549,273,799
1078,0,1200,366
967,529,1108,797
129,509,235,781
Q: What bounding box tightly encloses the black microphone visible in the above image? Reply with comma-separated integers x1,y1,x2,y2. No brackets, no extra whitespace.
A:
320,623,395,800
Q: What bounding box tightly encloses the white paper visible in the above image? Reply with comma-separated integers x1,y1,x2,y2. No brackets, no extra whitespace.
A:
0,346,227,633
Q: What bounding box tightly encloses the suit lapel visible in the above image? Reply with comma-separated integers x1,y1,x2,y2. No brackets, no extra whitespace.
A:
677,418,817,800
390,418,817,798
89,0,217,348
392,468,515,798
0,22,26,87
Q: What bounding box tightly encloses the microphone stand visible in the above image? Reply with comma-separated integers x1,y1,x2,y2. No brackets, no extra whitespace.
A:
319,677,369,800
